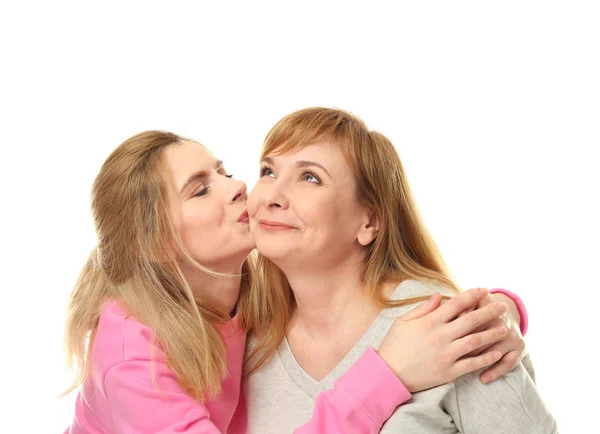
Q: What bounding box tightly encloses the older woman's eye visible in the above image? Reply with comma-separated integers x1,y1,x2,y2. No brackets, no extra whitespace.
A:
301,172,321,184
260,166,275,177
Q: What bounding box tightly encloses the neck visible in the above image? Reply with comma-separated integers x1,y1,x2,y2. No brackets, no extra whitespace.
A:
283,254,378,340
183,263,243,315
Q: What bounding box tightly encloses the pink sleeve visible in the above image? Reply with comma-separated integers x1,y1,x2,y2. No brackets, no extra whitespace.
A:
104,359,222,434
489,288,529,335
294,347,411,433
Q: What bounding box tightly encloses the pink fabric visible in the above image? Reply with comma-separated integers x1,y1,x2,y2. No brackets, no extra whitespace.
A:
64,301,410,433
65,301,246,433
295,347,412,433
489,288,529,335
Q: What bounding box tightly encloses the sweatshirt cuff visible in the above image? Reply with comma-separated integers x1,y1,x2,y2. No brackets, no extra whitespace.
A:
489,288,529,336
335,346,412,426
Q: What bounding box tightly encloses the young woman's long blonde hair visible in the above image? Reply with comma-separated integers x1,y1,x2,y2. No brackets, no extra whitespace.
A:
62,131,260,401
246,107,460,374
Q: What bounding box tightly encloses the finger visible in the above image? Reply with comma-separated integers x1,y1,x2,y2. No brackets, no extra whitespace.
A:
444,302,507,341
457,306,476,318
479,350,521,384
431,288,489,323
461,317,504,354
399,292,442,321
450,325,507,360
477,329,525,365
466,342,492,357
451,350,503,379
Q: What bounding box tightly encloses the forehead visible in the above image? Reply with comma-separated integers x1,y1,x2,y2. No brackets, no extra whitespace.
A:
164,140,217,185
267,140,344,163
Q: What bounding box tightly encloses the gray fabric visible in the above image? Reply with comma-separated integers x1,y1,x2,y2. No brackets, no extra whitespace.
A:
245,279,557,433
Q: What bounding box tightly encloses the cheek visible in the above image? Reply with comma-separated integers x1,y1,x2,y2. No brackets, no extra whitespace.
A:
314,196,362,238
303,191,343,221
289,191,334,235
179,201,222,244
246,185,264,217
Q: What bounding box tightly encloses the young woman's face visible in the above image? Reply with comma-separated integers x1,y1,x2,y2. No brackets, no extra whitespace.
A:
247,140,375,269
164,140,254,269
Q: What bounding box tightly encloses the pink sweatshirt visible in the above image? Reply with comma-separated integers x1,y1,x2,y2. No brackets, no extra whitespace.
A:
65,301,411,433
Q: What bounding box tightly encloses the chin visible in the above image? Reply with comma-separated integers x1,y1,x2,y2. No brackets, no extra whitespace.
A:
254,240,295,263
194,241,256,269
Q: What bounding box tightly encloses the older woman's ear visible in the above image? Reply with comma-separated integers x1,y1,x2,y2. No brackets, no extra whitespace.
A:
357,210,379,246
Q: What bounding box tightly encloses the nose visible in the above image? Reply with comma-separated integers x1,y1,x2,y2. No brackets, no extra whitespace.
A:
264,180,289,210
230,179,247,203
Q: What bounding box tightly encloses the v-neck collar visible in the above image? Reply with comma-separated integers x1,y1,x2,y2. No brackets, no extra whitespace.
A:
276,280,417,399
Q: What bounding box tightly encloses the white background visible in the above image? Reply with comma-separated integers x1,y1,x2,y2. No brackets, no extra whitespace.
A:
1,1,598,433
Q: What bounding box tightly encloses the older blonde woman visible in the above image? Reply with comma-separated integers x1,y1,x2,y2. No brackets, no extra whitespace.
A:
245,107,554,433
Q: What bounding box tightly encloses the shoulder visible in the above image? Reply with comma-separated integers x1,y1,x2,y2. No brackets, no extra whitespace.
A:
381,279,456,318
92,300,164,372
391,279,456,300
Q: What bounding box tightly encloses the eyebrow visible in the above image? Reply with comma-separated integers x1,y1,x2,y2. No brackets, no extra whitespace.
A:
179,160,223,194
261,157,331,177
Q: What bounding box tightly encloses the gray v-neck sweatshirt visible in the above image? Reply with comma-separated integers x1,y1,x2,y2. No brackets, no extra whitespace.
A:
245,279,557,433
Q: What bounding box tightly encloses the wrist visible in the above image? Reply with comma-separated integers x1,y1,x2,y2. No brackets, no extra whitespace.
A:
376,345,414,392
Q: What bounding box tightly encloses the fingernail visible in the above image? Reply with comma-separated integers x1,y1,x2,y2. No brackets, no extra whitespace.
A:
479,288,488,295
498,303,507,314
492,351,502,360
497,326,507,334
482,375,493,384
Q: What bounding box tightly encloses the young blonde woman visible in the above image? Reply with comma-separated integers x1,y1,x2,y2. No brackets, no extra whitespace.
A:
245,107,555,433
63,131,527,433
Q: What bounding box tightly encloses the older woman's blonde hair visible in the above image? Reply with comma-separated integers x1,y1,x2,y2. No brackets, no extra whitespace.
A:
62,131,262,401
246,107,459,374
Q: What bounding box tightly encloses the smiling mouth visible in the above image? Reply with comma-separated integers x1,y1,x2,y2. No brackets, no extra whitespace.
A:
258,220,296,231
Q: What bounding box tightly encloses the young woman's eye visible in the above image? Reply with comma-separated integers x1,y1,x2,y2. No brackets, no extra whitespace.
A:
260,166,274,177
193,186,209,197
301,172,321,184
225,174,234,179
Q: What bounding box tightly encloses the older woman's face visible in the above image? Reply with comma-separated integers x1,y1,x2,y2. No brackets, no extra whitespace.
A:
247,141,376,268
